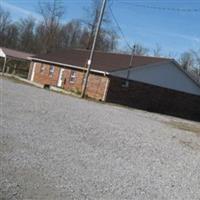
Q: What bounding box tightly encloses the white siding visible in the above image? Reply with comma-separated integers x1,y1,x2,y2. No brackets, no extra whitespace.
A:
111,62,200,96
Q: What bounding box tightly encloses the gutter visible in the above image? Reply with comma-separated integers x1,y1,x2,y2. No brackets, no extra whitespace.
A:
30,57,109,76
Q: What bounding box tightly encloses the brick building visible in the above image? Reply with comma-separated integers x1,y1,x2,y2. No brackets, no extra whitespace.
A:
29,49,200,120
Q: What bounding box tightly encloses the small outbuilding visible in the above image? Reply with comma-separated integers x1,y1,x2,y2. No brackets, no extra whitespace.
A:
0,47,34,78
29,49,200,121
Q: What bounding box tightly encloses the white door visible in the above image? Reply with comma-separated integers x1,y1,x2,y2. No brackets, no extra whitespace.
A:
31,63,36,81
57,68,65,87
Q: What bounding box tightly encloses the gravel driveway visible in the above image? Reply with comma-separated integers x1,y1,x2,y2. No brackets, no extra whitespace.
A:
1,77,200,200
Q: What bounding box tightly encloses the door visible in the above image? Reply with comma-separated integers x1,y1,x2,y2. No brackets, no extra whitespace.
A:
30,63,36,81
57,68,65,87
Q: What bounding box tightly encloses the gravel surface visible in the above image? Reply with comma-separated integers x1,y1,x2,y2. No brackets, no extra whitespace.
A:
1,76,200,200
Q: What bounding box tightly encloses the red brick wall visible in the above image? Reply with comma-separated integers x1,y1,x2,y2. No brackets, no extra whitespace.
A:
106,76,200,121
31,62,109,101
62,68,84,93
86,74,109,100
33,63,60,86
61,68,109,100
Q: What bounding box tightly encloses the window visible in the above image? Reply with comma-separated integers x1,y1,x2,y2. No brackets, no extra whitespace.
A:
122,80,129,88
49,65,54,77
40,64,45,74
69,70,76,83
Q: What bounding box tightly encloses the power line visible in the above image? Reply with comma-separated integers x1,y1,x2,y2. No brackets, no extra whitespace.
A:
108,4,133,50
121,3,200,13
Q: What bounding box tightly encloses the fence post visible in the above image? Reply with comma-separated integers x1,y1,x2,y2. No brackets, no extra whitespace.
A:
2,56,6,74
12,64,17,75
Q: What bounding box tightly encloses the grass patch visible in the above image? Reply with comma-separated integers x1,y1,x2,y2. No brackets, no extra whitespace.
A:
69,88,81,95
1,75,24,84
1,75,34,87
167,120,200,135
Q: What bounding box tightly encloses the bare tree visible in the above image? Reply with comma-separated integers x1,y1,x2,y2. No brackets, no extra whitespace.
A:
167,51,177,59
108,30,119,52
179,51,194,70
79,28,90,49
191,49,200,76
38,0,64,53
84,0,106,49
153,43,162,57
0,6,11,46
134,43,149,56
18,17,36,52
83,0,118,52
60,20,83,48
4,24,19,49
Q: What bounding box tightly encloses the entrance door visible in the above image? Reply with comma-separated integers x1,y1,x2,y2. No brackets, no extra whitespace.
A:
57,68,65,87
30,63,36,81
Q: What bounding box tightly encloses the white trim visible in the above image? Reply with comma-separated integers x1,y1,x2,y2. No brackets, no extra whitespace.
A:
0,48,6,58
57,68,65,87
27,56,34,60
31,62,36,81
102,78,110,101
31,57,109,76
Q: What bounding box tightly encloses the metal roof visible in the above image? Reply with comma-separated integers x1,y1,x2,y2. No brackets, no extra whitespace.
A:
0,47,34,61
32,49,172,72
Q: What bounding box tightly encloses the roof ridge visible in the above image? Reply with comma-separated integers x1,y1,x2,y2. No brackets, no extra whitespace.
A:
68,48,171,60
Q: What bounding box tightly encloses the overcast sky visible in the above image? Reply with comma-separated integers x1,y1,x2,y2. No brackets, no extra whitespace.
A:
1,0,200,57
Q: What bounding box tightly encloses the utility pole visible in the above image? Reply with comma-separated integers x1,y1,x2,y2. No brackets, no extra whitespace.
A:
129,45,136,66
81,0,107,98
126,45,136,80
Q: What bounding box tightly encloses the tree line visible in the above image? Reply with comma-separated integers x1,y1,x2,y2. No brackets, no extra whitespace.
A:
0,0,162,56
0,0,199,78
0,0,119,54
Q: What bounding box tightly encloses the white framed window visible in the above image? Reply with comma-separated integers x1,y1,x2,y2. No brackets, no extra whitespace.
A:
69,70,76,83
49,65,54,77
40,64,45,74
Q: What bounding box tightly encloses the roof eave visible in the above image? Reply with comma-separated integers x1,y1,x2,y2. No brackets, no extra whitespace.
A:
31,57,109,76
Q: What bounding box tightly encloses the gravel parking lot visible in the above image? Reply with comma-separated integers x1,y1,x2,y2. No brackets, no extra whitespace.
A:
1,76,200,200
